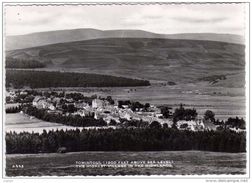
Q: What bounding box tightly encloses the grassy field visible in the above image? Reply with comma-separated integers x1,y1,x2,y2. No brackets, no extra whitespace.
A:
5,113,116,133
5,113,85,133
42,83,245,121
5,151,246,176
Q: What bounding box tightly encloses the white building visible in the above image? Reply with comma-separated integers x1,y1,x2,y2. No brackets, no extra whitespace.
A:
203,119,216,131
176,119,205,131
32,96,55,110
121,112,131,120
75,102,89,109
92,99,104,109
32,96,45,107
20,91,28,95
48,104,56,111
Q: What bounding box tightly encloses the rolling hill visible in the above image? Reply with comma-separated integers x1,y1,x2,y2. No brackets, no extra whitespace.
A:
6,29,244,50
6,38,245,87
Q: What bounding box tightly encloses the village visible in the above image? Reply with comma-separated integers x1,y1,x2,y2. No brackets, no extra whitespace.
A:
6,90,222,131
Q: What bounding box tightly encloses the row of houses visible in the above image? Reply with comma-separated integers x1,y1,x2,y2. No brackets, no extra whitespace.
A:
32,96,167,122
32,95,214,131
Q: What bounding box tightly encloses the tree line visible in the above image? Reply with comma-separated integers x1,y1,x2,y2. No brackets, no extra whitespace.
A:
24,105,107,127
6,106,22,113
225,117,245,129
5,127,246,154
173,104,197,122
159,104,198,122
6,70,150,88
118,100,150,111
6,57,46,68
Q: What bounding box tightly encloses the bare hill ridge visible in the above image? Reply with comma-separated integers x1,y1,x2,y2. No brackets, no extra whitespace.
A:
6,29,244,50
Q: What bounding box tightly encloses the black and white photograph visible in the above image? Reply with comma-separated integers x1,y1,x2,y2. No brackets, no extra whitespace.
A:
1,1,250,179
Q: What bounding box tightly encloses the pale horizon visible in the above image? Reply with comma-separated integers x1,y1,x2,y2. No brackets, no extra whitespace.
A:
7,27,244,37
5,3,246,36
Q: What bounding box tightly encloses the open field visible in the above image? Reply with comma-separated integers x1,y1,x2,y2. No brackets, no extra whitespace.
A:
6,151,246,176
36,83,244,121
5,113,115,133
5,113,83,133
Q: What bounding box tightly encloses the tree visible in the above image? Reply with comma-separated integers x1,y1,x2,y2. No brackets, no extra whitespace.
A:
180,123,188,129
163,123,168,128
130,101,144,111
6,70,150,89
173,104,185,122
225,117,245,129
106,96,115,105
160,106,172,118
144,103,150,111
172,122,178,130
109,119,117,126
149,121,162,128
5,126,246,154
5,57,46,68
118,100,131,108
173,104,197,121
62,104,77,113
204,110,215,122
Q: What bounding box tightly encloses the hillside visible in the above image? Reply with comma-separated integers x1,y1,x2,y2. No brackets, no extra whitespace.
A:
6,29,244,50
6,38,245,87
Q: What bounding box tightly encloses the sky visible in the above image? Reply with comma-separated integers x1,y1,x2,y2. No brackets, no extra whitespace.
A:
4,3,247,36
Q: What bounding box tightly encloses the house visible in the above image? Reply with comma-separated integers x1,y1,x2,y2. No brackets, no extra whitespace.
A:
74,102,89,109
20,91,28,95
176,120,204,131
155,113,163,118
6,91,15,97
114,100,119,106
229,127,246,133
48,104,56,111
74,109,92,117
47,110,63,114
104,116,120,124
83,105,92,111
121,112,131,120
52,97,61,105
122,105,129,109
195,118,205,130
92,99,104,109
66,98,74,103
33,96,56,110
32,96,45,107
119,109,135,120
39,101,55,110
203,119,216,131
149,105,161,113
74,110,85,117
6,91,16,102
94,111,107,119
